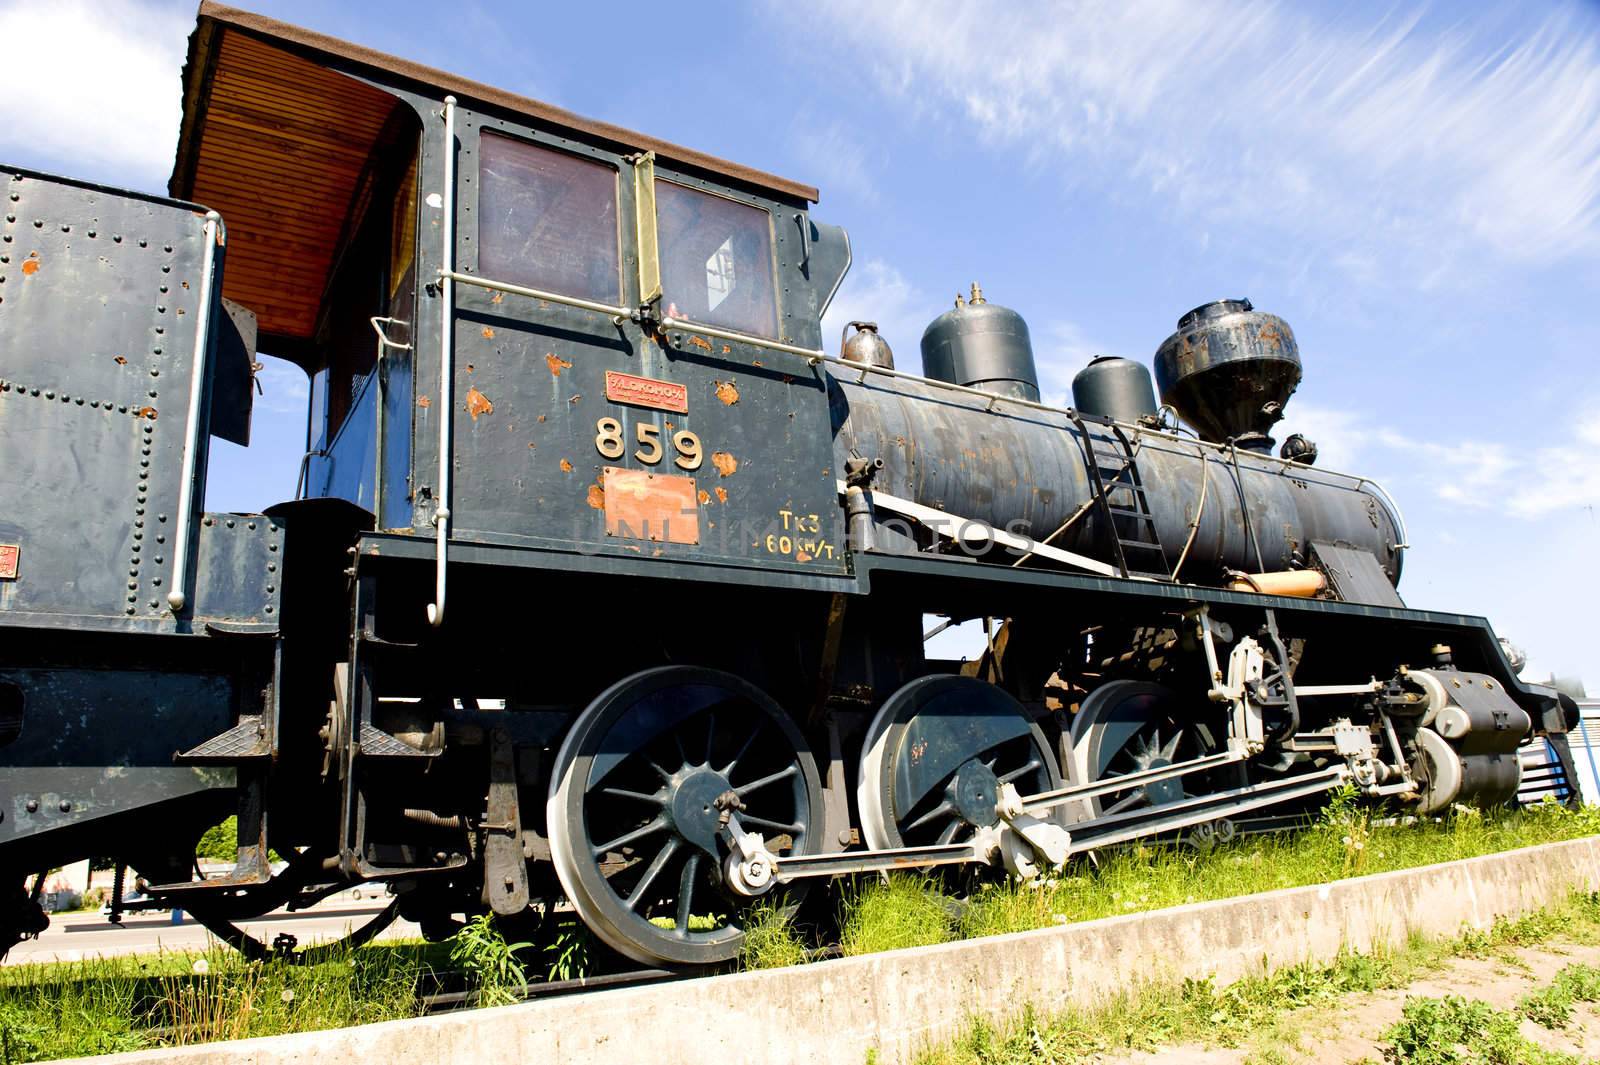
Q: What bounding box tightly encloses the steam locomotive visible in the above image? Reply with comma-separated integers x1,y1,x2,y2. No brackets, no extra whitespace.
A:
0,4,1576,967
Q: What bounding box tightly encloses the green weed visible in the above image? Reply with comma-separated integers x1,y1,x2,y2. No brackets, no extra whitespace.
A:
448,914,529,1007
840,876,956,956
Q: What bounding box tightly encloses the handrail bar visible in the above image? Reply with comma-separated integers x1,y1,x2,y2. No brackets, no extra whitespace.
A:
167,210,223,613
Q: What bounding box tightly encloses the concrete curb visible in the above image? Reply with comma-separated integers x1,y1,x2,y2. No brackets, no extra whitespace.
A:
61,836,1600,1065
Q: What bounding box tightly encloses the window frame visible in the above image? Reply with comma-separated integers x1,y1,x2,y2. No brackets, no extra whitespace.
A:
650,175,783,342
465,124,626,309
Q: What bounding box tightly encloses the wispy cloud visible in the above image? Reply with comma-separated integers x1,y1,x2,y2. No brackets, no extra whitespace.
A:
821,259,926,369
254,355,310,417
790,116,881,206
1288,402,1600,518
805,1,1600,288
0,0,188,192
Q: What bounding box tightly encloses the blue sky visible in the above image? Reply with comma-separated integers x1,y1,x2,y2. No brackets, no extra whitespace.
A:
3,0,1597,687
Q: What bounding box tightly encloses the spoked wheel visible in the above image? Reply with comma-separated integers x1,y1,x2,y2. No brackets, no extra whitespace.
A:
857,676,1061,851
547,667,824,967
1068,680,1233,823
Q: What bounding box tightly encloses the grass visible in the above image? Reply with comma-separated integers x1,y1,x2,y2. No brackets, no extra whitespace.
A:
916,893,1600,1064
0,940,443,1063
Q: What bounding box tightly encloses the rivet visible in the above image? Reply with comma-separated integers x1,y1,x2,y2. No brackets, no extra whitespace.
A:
156,306,165,314
158,515,166,523
225,519,235,528
60,223,69,232
141,447,151,456
159,284,168,293
152,578,161,586
163,244,172,253
148,600,158,608
112,233,121,242
134,519,144,528
203,517,213,527
138,239,148,248
156,534,166,543
150,369,159,377
133,531,143,540
247,521,256,530
59,800,71,813
129,567,138,576
161,264,169,273
154,556,163,564
153,346,162,354
25,799,38,813
135,506,144,515
131,543,141,553
127,580,138,589
139,460,149,468
267,562,277,572
87,229,95,238
43,390,53,399
264,605,274,614
118,404,127,412
33,219,42,228
126,607,136,615
268,544,278,552
155,326,164,335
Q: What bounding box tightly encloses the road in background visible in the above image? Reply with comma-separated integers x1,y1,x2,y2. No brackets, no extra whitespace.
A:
6,896,423,964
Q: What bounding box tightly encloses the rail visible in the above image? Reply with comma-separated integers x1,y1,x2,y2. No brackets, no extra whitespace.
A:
167,210,223,613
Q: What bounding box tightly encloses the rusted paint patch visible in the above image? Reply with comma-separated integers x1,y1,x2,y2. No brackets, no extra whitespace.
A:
417,395,431,408
21,255,40,276
139,406,158,420
698,489,711,504
605,371,688,413
546,353,573,376
721,345,731,354
559,458,573,473
113,355,127,366
491,291,504,304
537,414,547,423
687,335,712,351
715,486,728,503
466,388,494,420
481,327,496,339
586,483,605,509
602,467,700,545
796,550,812,563
714,380,739,406
711,452,738,477
0,543,18,580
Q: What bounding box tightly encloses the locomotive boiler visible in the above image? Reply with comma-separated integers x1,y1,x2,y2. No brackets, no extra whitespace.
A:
0,3,1576,969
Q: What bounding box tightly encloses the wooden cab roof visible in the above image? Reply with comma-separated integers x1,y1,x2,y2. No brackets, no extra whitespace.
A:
170,3,818,360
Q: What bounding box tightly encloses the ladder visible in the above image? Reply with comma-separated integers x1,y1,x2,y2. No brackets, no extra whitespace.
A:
1069,415,1172,580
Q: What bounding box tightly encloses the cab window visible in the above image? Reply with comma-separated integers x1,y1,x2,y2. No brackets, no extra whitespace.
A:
656,181,778,339
478,132,620,304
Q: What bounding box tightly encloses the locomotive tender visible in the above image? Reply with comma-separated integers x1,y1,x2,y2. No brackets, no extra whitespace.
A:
0,4,1576,966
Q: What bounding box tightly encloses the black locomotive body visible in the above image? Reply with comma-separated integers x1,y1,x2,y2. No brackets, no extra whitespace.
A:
0,4,1576,966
